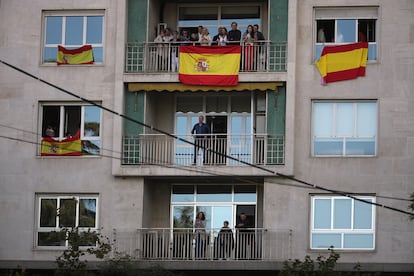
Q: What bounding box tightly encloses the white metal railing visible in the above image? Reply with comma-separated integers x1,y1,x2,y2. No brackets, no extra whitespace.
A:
122,134,285,166
125,41,287,73
111,228,292,261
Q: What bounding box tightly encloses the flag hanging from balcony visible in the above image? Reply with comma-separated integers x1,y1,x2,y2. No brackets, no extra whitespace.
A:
179,45,241,86
316,42,368,84
56,45,94,65
41,131,82,156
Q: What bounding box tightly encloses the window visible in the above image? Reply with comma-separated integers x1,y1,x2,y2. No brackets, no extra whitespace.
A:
36,194,98,247
315,7,378,61
312,101,377,157
43,11,104,63
178,4,261,35
41,103,102,156
311,195,375,250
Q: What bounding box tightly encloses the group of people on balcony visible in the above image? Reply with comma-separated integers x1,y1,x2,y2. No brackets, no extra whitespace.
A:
153,22,266,71
194,211,255,260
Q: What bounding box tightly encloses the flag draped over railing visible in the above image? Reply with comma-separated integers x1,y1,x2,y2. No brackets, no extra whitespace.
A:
179,45,241,86
316,42,368,84
56,45,94,65
41,131,81,156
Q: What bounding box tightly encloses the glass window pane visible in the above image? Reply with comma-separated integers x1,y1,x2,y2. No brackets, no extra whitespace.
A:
65,16,83,45
44,47,58,63
314,199,331,229
176,96,203,113
46,16,62,44
336,103,353,136
344,234,373,249
315,44,324,62
357,102,376,136
172,185,195,202
173,206,194,228
86,16,103,44
314,138,343,156
346,138,376,155
333,198,352,229
312,233,341,249
313,103,333,136
82,140,100,155
84,106,101,137
197,185,232,202
92,47,103,63
59,199,76,227
38,231,66,246
354,199,372,229
40,199,57,227
368,44,377,60
79,199,96,227
234,185,256,202
337,19,356,43
231,95,250,112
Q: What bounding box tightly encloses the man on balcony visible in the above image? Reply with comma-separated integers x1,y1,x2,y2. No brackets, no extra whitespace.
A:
191,115,210,165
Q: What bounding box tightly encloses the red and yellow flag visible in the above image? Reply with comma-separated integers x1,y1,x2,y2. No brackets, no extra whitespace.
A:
57,45,94,65
41,132,82,156
179,45,241,86
316,42,368,84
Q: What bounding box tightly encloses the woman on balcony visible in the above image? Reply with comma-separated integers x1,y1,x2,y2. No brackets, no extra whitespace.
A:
194,211,206,259
242,25,256,71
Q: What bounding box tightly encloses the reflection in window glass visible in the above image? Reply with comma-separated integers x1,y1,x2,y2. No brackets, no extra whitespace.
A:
197,185,232,202
173,206,194,228
86,16,103,44
40,199,57,227
172,185,195,202
79,198,96,227
333,198,351,229
60,199,76,227
66,16,83,45
84,106,101,137
46,17,62,44
234,185,256,202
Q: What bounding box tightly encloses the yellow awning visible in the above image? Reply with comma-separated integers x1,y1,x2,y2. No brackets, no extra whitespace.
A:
127,82,283,92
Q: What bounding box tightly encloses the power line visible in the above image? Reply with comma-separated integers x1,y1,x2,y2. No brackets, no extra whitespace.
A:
1,59,413,218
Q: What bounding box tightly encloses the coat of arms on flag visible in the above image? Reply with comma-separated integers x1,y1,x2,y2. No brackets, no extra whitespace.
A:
179,45,241,86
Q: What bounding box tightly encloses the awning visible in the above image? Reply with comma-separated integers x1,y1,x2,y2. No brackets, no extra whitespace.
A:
127,82,283,92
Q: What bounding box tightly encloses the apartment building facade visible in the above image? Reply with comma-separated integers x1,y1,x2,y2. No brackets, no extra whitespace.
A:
0,0,413,273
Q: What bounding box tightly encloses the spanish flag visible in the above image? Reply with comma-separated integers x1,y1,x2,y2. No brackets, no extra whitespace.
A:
41,132,82,156
57,45,94,65
179,45,241,86
316,42,368,84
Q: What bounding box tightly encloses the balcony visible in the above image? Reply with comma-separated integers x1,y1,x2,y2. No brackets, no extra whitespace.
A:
125,41,287,73
112,228,292,261
122,134,285,166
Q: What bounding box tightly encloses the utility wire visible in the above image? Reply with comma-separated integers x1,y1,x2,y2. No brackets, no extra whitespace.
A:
1,59,413,217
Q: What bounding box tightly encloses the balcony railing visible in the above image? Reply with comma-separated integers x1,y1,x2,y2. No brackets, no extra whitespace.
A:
125,41,287,73
122,134,285,166
112,228,292,261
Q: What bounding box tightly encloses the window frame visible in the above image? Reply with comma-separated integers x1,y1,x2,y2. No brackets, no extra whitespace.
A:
42,10,105,65
35,194,99,248
311,100,378,157
310,195,376,250
314,7,379,62
39,102,103,156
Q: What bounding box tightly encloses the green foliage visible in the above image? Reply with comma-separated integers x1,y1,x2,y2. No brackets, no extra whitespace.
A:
279,247,339,276
55,227,111,276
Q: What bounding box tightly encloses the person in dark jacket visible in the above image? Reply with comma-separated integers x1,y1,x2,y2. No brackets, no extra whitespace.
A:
191,115,210,165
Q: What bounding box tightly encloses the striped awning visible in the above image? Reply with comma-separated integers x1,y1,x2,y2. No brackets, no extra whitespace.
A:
127,82,283,92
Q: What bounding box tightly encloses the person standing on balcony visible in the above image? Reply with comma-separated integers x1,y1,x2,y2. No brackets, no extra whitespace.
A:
228,21,242,44
235,212,254,259
191,115,210,165
194,211,206,259
253,24,266,70
218,220,234,259
242,24,256,71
